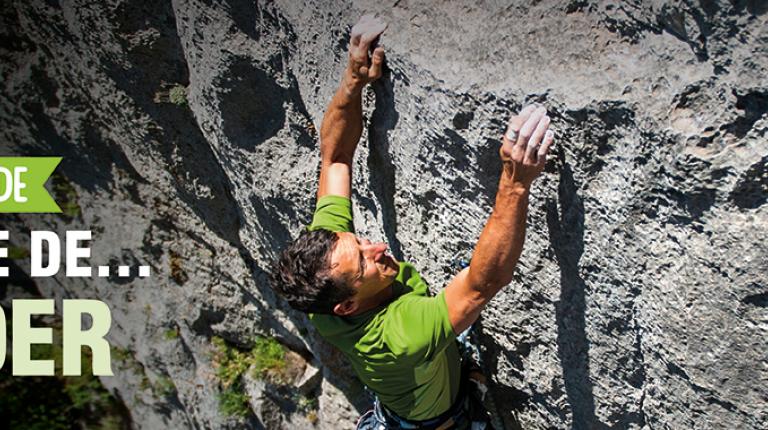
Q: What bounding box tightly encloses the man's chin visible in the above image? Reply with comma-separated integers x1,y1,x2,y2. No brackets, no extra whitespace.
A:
376,255,399,277
384,255,399,275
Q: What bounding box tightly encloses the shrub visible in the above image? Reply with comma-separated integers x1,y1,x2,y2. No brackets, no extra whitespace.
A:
50,174,81,218
211,335,289,417
218,387,250,418
212,337,252,389
252,337,286,379
168,85,187,105
7,246,29,259
163,329,179,340
153,377,176,398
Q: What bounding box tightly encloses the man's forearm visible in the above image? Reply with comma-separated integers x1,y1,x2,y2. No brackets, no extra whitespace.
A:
319,71,364,164
315,17,386,199
466,175,530,299
444,105,552,333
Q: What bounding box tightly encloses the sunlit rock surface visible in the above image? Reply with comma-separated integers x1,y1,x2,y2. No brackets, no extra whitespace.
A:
1,0,766,428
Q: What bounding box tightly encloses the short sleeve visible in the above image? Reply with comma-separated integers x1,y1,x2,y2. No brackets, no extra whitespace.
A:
308,195,354,233
382,289,457,365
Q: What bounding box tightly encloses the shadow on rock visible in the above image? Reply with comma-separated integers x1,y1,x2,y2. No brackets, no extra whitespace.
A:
218,57,287,150
106,0,244,248
367,71,403,261
546,151,609,430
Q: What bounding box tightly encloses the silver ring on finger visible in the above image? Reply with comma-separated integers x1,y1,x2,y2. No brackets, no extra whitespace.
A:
506,128,519,142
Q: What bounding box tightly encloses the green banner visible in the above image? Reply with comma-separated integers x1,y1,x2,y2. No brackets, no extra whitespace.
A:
0,157,62,213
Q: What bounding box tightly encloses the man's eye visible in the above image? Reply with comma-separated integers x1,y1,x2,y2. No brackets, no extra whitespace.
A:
356,238,365,277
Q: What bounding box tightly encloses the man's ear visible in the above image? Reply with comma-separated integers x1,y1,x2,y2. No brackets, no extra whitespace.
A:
333,299,357,316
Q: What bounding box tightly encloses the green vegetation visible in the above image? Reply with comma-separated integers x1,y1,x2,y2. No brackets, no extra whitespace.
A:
63,374,112,411
139,375,152,392
153,376,176,398
295,394,319,424
7,246,29,259
219,388,250,418
212,336,251,418
111,346,133,362
108,345,173,403
0,320,128,429
211,335,289,418
212,337,250,388
251,336,286,380
296,394,318,412
109,346,148,383
152,83,188,106
164,328,179,340
168,85,188,105
50,174,81,218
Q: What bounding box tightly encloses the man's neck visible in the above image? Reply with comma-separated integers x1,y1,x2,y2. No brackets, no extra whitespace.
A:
351,283,395,315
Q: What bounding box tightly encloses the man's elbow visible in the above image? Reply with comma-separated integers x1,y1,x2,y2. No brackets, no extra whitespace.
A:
319,144,353,165
466,271,512,301
321,154,353,166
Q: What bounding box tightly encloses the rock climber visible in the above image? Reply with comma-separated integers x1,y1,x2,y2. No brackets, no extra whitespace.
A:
270,14,555,429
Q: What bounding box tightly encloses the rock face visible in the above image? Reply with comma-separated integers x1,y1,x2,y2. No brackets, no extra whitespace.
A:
1,0,766,429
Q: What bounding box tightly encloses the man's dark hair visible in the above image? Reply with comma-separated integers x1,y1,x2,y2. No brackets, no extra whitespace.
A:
270,229,356,314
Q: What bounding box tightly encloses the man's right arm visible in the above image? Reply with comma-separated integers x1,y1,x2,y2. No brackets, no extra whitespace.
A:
444,105,554,334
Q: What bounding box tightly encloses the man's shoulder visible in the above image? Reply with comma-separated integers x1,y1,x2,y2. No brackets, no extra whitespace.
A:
308,194,354,233
393,261,431,298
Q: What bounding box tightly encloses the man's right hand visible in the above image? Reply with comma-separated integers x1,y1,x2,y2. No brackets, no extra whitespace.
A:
500,105,555,189
345,15,387,94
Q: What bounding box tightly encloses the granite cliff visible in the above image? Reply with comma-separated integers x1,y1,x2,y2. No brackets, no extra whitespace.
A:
1,0,766,429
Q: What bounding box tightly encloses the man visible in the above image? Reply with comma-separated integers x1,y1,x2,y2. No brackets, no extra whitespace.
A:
271,15,554,429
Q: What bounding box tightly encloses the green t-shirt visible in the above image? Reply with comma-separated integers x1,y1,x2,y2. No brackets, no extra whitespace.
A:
307,195,461,420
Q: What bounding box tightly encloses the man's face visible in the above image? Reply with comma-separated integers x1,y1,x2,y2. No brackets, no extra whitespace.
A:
329,231,399,314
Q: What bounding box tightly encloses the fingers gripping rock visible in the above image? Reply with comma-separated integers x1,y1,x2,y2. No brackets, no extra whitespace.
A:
500,104,555,186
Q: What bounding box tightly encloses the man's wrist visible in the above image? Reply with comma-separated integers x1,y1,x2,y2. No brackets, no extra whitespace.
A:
498,171,532,196
501,161,534,189
341,70,365,99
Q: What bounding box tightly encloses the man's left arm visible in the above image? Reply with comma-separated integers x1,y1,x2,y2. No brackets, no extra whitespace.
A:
317,15,387,199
